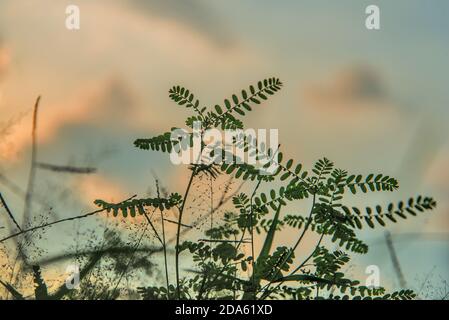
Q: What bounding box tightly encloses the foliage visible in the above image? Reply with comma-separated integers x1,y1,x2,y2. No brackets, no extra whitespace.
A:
0,77,436,300
95,77,436,300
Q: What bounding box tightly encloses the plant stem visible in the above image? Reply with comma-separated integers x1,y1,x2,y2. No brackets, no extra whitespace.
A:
13,96,41,283
249,179,262,300
0,193,22,232
175,169,196,299
22,96,41,230
161,214,170,298
155,179,170,299
259,233,324,300
201,227,248,300
109,223,149,298
258,193,316,299
290,193,316,253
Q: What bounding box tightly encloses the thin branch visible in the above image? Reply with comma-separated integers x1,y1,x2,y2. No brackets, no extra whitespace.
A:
258,193,316,299
0,192,22,231
0,195,137,243
22,96,41,229
175,169,196,299
200,181,258,300
143,212,163,245
109,222,149,298
290,193,317,253
12,96,41,276
164,218,197,229
198,239,251,244
177,180,245,239
249,179,262,300
156,179,170,299
260,232,325,300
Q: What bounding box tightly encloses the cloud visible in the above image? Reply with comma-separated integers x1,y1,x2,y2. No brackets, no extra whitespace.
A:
0,0,256,94
303,66,389,108
74,174,128,206
0,0,257,163
126,0,233,47
0,77,139,161
296,65,405,138
3,1,239,160
87,78,137,120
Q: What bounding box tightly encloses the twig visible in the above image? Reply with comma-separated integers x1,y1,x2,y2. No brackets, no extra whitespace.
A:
249,179,262,300
12,96,41,282
109,222,149,298
156,179,170,299
260,233,325,300
177,180,245,239
259,193,316,299
0,193,22,231
175,169,196,299
143,212,163,245
200,181,258,300
198,239,251,243
290,193,317,253
0,195,137,243
22,96,41,229
164,218,197,229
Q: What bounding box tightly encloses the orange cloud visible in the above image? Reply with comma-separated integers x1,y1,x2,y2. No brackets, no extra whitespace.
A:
74,174,128,207
0,78,139,161
0,0,259,163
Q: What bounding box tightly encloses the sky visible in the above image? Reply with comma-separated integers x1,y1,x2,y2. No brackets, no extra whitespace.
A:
0,0,448,296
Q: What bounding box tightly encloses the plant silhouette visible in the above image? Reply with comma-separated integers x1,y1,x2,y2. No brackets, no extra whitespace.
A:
0,78,437,300
92,77,437,300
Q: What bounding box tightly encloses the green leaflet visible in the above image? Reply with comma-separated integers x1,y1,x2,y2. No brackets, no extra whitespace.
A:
94,193,182,218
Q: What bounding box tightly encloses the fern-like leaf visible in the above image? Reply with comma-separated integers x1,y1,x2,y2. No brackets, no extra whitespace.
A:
345,174,398,194
169,86,205,117
134,130,179,153
342,196,436,229
94,193,182,217
211,78,283,127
